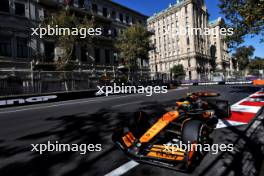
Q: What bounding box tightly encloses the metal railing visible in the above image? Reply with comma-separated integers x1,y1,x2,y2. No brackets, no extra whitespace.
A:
0,70,98,97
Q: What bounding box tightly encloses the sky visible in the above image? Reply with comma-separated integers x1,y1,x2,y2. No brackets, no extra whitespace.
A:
112,0,263,57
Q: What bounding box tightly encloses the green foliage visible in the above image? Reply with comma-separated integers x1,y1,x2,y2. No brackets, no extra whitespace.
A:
219,0,264,47
43,9,93,70
248,56,264,70
232,45,255,70
170,65,185,79
115,24,152,68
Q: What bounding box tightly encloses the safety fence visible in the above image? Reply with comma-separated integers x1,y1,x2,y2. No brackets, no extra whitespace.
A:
0,70,99,97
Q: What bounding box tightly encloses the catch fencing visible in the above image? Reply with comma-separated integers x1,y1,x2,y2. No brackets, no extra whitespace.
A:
0,70,98,97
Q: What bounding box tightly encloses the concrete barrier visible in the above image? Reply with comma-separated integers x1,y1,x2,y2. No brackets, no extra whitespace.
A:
0,89,98,108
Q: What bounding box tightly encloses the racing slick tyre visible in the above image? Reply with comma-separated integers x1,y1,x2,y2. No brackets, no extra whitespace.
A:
181,120,209,170
182,120,209,145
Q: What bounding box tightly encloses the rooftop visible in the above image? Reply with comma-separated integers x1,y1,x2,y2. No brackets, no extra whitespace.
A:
147,0,185,22
209,17,224,26
110,0,149,18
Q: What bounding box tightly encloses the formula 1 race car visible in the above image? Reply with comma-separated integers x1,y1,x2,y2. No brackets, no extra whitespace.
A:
112,92,231,172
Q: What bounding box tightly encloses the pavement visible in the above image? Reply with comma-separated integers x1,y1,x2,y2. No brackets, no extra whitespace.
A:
0,85,263,176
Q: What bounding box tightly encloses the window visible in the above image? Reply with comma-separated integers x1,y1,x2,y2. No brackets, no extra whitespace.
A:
103,7,108,17
44,41,55,62
81,46,87,62
95,48,100,63
187,37,190,45
105,49,110,64
92,4,98,14
0,36,11,57
77,0,84,8
125,15,129,24
132,17,135,24
71,44,76,60
43,10,48,19
17,37,28,58
119,13,123,22
112,28,118,37
185,6,188,14
111,11,116,19
113,53,118,64
15,3,25,16
0,0,9,13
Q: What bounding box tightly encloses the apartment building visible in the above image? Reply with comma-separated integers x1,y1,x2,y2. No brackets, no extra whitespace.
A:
0,0,40,70
148,0,231,81
0,0,149,78
209,17,231,71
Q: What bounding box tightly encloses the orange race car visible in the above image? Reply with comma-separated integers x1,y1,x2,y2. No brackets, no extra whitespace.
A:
112,92,231,172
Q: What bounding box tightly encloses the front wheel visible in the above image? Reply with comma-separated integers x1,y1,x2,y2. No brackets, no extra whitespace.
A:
181,120,210,170
182,120,209,145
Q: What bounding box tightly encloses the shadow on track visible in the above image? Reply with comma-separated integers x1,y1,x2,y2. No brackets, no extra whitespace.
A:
0,101,173,176
0,109,128,176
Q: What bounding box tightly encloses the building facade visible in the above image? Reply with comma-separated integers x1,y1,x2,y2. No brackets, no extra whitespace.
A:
147,0,231,81
0,0,149,79
0,0,40,70
209,17,231,72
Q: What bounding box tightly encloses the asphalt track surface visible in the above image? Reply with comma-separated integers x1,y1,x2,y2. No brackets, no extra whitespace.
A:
0,85,263,176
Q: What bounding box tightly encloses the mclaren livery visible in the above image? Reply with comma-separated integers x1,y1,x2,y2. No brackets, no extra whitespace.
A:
112,92,231,172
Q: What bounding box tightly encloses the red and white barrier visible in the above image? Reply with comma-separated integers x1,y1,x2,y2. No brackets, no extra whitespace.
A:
216,90,264,128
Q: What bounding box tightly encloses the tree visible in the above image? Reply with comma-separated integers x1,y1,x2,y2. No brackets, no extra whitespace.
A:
248,56,264,71
43,8,94,70
170,65,185,80
232,45,255,70
42,7,94,91
219,0,264,47
115,24,153,81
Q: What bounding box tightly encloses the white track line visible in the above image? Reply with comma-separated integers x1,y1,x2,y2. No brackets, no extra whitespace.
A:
112,101,143,108
0,94,140,114
104,161,139,176
216,119,247,129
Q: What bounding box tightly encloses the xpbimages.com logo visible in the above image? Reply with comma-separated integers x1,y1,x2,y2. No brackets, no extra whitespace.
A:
96,83,168,96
